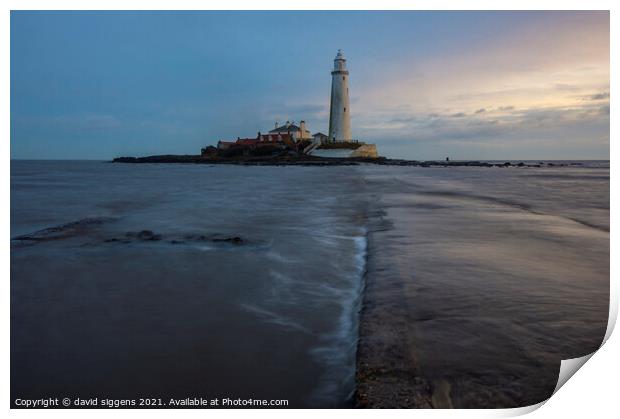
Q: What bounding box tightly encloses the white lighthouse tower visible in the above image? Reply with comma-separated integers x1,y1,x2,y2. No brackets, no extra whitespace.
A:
328,49,352,142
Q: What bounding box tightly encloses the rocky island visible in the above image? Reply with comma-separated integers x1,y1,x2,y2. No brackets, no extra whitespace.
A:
112,153,574,168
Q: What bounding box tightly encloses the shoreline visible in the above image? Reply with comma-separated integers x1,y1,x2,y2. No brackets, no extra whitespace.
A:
111,155,578,168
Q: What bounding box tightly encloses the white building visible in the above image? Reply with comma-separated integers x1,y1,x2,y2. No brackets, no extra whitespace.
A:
312,132,328,143
268,120,312,141
328,50,352,142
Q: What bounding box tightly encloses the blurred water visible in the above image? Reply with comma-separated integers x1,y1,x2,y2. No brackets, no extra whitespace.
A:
11,161,370,407
11,160,609,408
357,162,609,407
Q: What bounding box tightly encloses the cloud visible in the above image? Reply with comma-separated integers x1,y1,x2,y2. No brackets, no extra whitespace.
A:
554,83,582,92
584,92,610,101
388,116,419,124
356,101,609,151
498,106,515,112
356,11,609,128
347,12,609,159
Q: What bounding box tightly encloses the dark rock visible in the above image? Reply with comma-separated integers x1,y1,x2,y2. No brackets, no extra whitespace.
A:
104,238,131,244
136,230,162,241
137,230,154,238
213,236,244,244
123,230,162,241
182,234,208,241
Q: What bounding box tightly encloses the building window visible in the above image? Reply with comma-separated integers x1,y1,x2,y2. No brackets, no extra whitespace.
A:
343,76,345,80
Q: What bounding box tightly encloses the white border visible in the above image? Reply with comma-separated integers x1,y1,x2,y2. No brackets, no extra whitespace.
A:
3,2,616,418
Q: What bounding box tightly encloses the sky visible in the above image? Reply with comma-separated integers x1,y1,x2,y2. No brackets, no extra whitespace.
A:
11,11,609,160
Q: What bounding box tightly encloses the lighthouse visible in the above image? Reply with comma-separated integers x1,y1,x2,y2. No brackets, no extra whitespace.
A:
328,50,352,142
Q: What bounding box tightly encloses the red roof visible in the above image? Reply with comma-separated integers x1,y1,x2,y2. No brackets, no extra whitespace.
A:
236,138,258,145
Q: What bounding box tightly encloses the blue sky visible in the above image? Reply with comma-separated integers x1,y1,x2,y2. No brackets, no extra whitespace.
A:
11,11,609,160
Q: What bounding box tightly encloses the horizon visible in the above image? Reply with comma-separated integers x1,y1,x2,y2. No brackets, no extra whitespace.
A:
9,158,612,162
11,11,610,160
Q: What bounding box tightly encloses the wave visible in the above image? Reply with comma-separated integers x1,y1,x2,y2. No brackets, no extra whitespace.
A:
309,231,368,406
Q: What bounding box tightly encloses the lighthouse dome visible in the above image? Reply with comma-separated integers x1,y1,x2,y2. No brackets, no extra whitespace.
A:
333,49,347,71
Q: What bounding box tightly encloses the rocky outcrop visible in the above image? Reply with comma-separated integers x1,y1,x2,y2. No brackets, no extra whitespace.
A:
11,217,115,247
104,231,247,246
12,220,248,249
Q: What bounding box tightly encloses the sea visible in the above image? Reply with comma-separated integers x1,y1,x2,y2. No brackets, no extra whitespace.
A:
10,160,609,408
